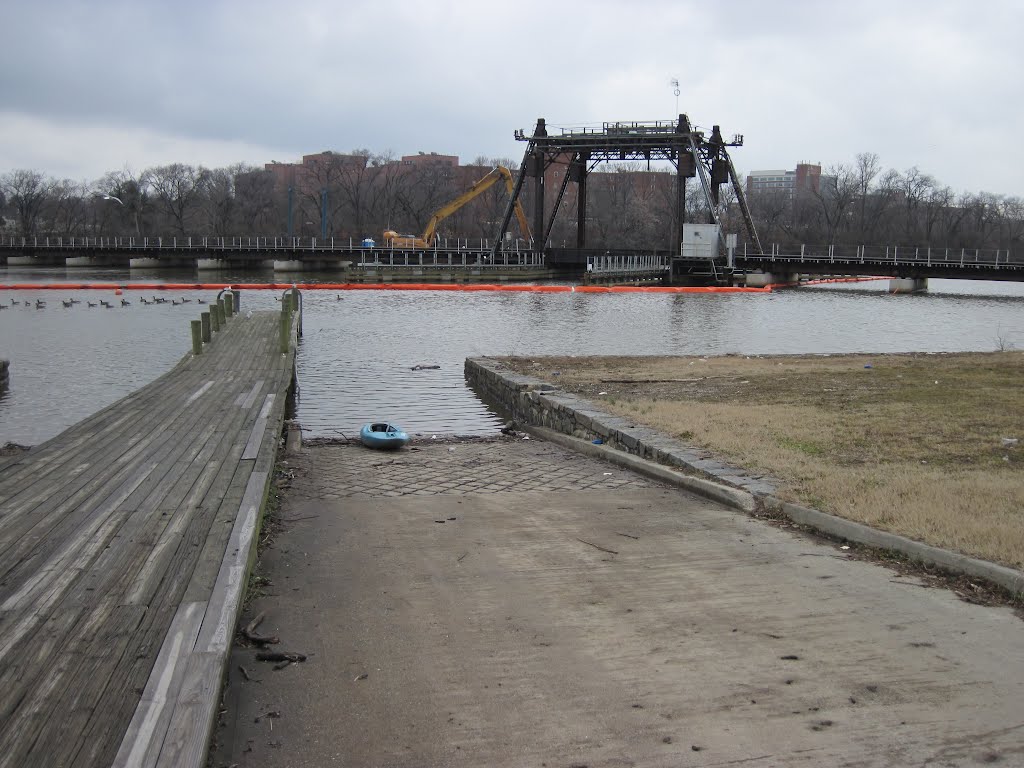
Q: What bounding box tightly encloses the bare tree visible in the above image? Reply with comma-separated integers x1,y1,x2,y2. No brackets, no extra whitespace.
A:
748,189,793,244
853,152,881,240
200,167,236,236
48,179,90,236
96,167,150,236
146,163,210,235
234,167,278,233
0,169,54,235
811,163,857,243
392,161,457,238
860,168,901,243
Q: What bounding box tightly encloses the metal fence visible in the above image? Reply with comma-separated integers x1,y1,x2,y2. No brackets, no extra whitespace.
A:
741,242,1021,269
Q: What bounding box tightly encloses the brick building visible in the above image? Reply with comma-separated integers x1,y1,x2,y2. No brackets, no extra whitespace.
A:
745,163,821,197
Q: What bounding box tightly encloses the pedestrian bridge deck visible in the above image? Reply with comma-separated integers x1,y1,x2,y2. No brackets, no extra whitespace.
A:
0,310,295,767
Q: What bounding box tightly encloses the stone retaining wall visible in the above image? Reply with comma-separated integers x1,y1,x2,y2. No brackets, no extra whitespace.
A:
465,357,776,497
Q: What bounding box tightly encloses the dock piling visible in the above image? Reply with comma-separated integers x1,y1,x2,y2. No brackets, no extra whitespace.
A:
191,320,202,355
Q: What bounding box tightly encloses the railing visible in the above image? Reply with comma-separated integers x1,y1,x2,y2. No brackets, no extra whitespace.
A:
586,254,670,273
350,249,545,270
0,234,533,255
739,243,1022,270
0,234,546,270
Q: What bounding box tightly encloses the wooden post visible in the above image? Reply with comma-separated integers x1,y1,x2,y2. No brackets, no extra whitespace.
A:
279,306,290,354
223,294,233,318
191,320,202,355
231,290,240,312
290,288,302,337
201,312,211,342
218,298,228,323
211,305,220,333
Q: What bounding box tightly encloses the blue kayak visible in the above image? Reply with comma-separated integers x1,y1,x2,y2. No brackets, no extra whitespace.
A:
360,422,410,450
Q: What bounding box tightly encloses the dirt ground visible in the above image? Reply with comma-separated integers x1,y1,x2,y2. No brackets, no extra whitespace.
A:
210,438,1024,767
497,352,1024,570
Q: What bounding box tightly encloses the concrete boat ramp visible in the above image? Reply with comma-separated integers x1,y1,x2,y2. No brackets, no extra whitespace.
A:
214,438,1023,768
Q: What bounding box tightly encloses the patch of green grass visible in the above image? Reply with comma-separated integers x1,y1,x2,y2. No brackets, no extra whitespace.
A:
778,436,825,456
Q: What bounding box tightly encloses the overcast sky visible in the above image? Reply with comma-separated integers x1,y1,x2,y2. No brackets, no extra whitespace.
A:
1,0,1020,196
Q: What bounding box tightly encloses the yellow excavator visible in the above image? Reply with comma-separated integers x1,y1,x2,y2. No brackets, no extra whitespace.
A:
383,165,531,248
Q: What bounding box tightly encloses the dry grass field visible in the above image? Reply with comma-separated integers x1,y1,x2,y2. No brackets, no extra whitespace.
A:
499,352,1024,570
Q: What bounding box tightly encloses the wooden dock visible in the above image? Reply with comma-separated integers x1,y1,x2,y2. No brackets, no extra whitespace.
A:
0,308,296,768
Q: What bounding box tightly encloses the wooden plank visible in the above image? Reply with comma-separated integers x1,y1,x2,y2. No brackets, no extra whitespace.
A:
0,355,257,579
0,311,294,768
152,652,223,768
0,462,156,612
234,379,264,408
0,374,217,566
0,597,121,763
111,602,205,768
29,604,148,767
194,470,267,653
183,380,215,405
240,394,275,460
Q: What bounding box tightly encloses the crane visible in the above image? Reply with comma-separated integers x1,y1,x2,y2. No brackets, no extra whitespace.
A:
383,166,531,249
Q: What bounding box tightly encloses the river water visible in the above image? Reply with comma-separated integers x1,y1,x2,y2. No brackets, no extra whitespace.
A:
2,266,1022,446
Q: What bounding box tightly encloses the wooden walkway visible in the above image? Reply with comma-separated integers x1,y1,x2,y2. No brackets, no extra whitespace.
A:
0,310,296,768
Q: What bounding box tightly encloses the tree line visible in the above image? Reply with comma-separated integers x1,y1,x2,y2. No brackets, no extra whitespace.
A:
736,153,1023,251
1,150,1020,251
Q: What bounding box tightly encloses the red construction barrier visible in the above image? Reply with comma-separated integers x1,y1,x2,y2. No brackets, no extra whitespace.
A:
1,281,774,294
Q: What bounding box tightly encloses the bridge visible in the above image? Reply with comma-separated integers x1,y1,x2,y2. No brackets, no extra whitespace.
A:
2,234,1020,289
0,234,537,269
731,242,1024,288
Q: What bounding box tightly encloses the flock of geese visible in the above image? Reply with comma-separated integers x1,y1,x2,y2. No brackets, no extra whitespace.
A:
0,296,209,310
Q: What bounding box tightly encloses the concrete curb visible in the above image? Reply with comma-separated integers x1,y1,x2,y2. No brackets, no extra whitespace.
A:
768,499,1024,595
527,426,755,512
467,357,1024,598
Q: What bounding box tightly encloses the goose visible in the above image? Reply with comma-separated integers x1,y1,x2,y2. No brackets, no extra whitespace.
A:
171,299,181,306
62,300,74,308
121,298,130,306
87,301,97,307
140,297,150,305
180,297,191,303
197,298,206,304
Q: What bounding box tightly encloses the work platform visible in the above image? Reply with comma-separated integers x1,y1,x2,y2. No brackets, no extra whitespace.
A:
0,309,296,767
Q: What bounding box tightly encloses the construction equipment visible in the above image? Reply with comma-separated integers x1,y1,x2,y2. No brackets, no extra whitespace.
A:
383,166,532,248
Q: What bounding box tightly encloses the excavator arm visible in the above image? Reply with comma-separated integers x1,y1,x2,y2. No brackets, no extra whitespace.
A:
383,166,532,248
421,168,504,244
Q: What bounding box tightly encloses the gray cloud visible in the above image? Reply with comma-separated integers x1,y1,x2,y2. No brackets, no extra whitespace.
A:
1,0,1021,195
